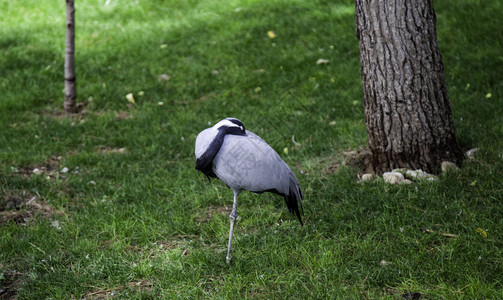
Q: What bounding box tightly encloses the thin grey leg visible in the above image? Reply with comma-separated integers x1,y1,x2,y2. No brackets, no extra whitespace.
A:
226,189,241,263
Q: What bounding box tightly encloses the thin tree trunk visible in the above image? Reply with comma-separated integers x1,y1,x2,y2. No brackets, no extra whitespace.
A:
64,0,77,113
355,0,463,174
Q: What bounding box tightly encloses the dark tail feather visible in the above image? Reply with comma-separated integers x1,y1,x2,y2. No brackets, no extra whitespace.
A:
284,187,303,226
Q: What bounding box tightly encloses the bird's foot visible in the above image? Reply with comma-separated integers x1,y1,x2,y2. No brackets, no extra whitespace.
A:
226,255,231,264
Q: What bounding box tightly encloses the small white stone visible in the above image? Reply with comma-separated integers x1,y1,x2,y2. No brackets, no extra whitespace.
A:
441,161,459,173
60,167,69,173
383,172,404,184
159,74,170,81
51,220,61,230
406,169,423,179
405,169,437,181
361,173,376,181
380,260,391,267
391,168,407,175
33,168,42,175
466,148,479,159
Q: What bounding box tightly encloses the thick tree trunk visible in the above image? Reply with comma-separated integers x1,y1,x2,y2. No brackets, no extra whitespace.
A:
355,0,463,174
64,0,77,113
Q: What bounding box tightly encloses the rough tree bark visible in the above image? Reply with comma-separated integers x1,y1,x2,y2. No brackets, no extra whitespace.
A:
355,0,463,174
64,0,77,113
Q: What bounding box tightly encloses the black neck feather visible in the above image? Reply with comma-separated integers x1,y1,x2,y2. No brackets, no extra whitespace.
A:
195,127,226,178
195,126,246,179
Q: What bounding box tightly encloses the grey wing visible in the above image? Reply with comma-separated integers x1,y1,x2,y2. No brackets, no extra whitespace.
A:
213,131,291,192
213,130,303,223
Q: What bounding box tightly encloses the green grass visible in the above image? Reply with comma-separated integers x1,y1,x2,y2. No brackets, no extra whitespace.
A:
1,0,502,298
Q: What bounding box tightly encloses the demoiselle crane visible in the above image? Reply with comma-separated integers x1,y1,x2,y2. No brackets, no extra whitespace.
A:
194,118,303,262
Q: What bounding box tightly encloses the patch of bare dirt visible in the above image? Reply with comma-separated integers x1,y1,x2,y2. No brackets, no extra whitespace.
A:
342,148,374,175
113,111,133,120
43,106,136,123
98,235,198,259
321,158,339,175
14,156,62,179
0,270,23,299
0,191,63,225
81,280,153,299
319,148,374,175
156,235,199,250
157,239,187,251
42,102,88,120
11,156,82,183
96,146,126,154
193,92,216,104
88,110,133,120
197,205,231,224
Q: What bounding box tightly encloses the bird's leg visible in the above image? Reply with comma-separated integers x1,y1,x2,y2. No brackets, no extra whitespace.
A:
226,189,241,263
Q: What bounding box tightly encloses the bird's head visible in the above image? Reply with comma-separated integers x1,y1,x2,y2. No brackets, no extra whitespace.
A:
214,117,246,135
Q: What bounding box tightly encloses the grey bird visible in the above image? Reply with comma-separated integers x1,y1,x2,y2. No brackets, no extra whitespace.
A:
194,117,303,263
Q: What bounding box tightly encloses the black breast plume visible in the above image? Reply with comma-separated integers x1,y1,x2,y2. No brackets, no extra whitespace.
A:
195,127,227,179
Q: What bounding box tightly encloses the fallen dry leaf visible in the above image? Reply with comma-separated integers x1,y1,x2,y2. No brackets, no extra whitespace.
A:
125,93,135,104
476,227,488,238
419,227,458,238
316,58,329,65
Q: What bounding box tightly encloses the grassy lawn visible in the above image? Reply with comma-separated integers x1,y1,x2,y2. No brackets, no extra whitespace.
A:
1,0,502,298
